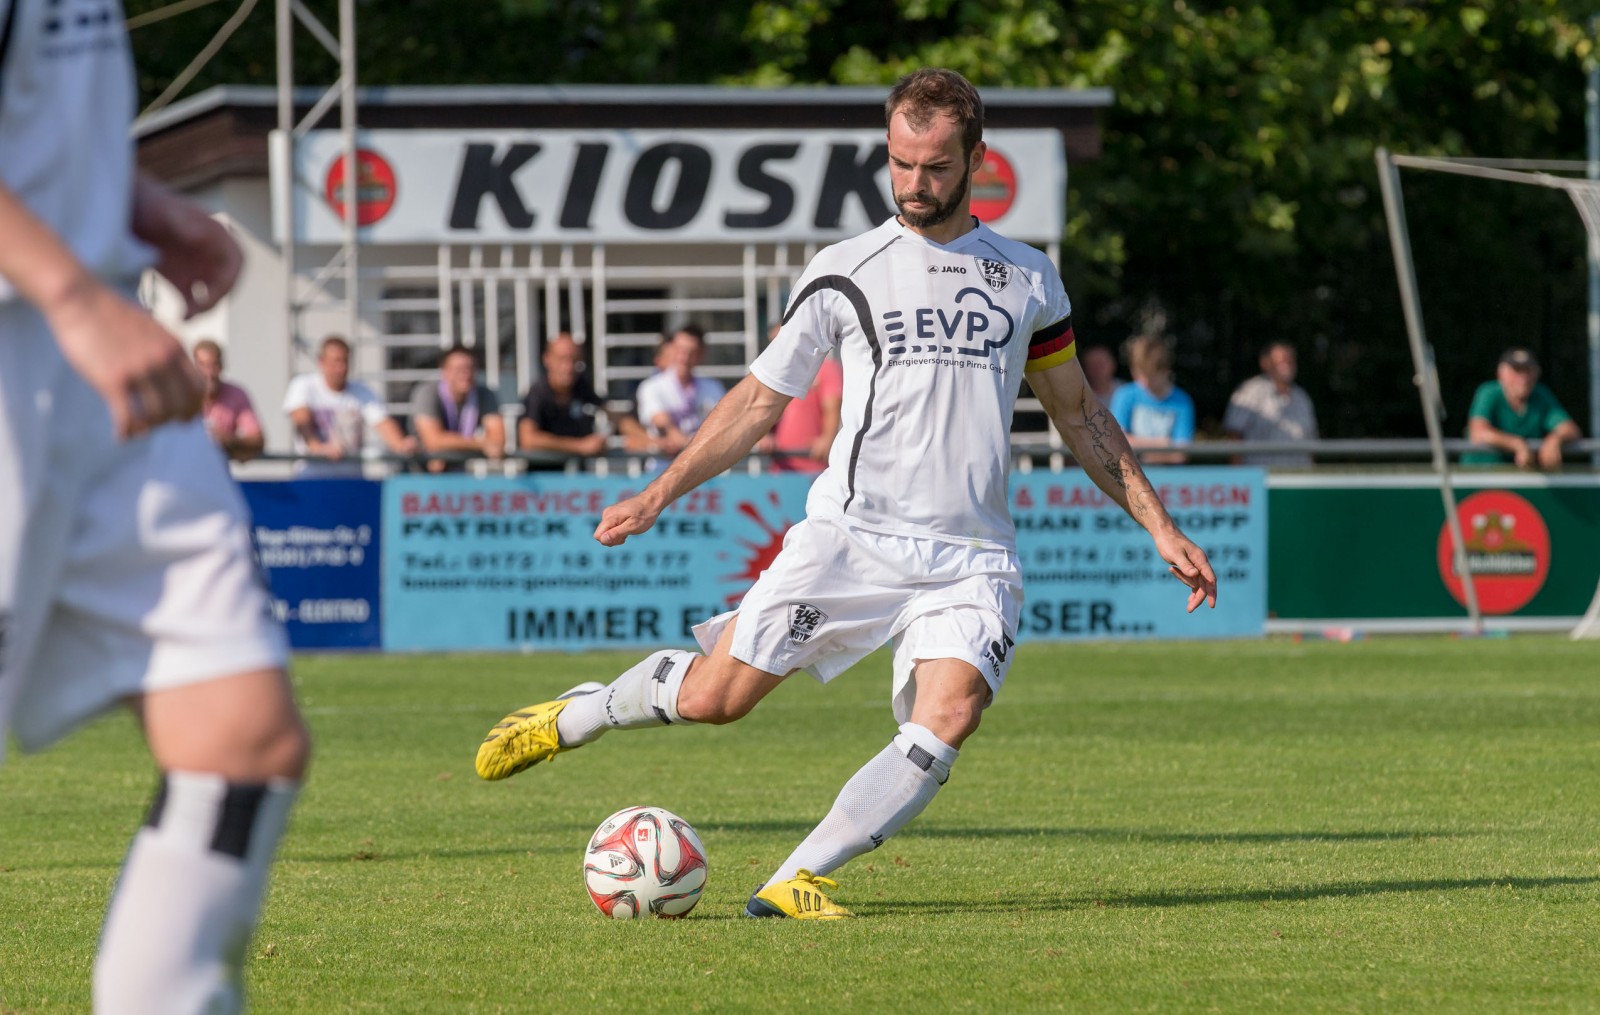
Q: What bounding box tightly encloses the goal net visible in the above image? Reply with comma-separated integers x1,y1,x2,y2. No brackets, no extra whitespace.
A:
1377,151,1600,638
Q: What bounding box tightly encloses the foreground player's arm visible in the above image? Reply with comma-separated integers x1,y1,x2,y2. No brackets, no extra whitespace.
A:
1032,358,1218,611
595,374,792,546
0,178,206,438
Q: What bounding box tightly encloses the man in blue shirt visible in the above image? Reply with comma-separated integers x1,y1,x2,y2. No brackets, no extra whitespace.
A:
1110,335,1194,464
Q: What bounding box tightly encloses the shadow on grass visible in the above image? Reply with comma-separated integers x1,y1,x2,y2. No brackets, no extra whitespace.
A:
703,821,1462,845
868,875,1600,916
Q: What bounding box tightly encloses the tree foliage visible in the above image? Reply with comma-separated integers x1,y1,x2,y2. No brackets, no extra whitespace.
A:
127,0,1600,436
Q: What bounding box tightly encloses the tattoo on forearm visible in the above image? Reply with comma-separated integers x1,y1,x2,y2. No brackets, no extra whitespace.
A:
1083,404,1126,491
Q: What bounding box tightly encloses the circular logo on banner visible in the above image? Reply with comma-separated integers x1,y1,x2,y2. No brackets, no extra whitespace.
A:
324,149,397,226
970,149,1017,222
1436,490,1550,614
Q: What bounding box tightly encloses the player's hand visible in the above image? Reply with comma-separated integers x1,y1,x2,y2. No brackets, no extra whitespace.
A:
595,494,662,547
1154,528,1218,613
47,276,202,439
133,178,242,318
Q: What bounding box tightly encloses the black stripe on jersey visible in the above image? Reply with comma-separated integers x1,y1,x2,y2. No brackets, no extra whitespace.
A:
1028,314,1074,359
0,0,19,95
780,274,881,513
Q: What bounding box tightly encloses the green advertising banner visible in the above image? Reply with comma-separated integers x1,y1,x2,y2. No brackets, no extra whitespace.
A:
1267,474,1600,621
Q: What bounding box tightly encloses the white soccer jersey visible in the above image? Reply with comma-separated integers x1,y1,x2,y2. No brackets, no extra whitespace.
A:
0,0,153,302
751,216,1075,550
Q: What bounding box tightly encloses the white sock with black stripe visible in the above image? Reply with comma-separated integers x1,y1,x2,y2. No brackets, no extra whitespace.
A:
555,649,697,746
766,721,959,885
94,771,298,1015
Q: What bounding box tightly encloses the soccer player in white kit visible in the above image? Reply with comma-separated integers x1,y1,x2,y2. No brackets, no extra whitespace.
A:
0,1,308,1008
476,68,1217,918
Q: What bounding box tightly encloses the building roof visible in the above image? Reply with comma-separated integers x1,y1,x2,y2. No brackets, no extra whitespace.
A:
135,83,1113,189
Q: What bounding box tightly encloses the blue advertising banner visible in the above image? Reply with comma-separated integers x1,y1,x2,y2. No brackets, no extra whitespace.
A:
383,467,1266,652
241,479,382,650
383,474,813,651
1010,467,1267,640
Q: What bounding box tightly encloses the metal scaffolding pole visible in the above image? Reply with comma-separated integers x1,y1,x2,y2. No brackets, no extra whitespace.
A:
274,0,359,379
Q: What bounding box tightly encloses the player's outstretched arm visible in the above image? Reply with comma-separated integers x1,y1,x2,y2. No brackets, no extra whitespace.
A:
1033,357,1218,611
595,374,792,546
0,180,201,439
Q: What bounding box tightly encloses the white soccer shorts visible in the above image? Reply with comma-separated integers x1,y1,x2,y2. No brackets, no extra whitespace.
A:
694,515,1022,724
0,302,288,760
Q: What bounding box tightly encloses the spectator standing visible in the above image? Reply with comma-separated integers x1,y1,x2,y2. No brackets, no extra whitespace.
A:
1462,347,1581,469
283,336,414,474
193,338,264,462
410,343,505,473
1109,335,1194,465
1223,340,1319,467
634,324,725,454
1078,343,1123,404
519,333,652,465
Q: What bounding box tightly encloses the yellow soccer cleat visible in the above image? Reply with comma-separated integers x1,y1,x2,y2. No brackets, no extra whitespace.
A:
743,869,853,920
475,682,602,781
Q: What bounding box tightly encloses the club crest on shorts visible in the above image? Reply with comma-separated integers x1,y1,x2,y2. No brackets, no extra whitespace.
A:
976,257,1012,293
787,602,828,643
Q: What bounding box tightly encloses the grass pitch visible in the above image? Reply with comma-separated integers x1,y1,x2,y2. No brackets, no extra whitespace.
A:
4,636,1600,1012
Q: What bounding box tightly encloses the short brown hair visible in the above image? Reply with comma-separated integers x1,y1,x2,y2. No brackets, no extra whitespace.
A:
1127,335,1171,377
885,68,984,157
319,335,351,357
193,338,223,364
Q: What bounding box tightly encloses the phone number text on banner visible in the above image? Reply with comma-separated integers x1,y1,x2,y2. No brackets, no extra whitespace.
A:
383,467,1265,651
1011,467,1266,639
383,474,813,651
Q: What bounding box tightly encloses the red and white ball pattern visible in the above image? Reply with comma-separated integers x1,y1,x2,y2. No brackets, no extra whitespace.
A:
583,805,707,919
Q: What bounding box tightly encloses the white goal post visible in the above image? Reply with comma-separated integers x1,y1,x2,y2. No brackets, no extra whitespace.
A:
1374,150,1600,638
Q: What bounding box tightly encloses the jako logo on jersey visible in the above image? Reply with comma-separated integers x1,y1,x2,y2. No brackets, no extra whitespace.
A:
926,264,967,274
882,287,1016,358
788,602,828,643
976,257,1012,293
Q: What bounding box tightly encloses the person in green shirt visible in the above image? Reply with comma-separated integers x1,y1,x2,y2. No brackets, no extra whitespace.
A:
1463,347,1581,468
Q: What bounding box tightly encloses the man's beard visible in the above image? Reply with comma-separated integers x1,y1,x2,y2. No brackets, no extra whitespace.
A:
895,163,971,229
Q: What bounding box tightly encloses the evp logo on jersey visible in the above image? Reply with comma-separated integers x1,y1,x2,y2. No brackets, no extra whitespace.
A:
882,287,1015,359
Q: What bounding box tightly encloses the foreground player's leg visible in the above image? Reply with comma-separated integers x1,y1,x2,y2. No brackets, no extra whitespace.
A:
745,659,986,920
95,668,309,1015
475,619,785,780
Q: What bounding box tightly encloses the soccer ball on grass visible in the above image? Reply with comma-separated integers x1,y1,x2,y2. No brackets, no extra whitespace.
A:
583,805,707,919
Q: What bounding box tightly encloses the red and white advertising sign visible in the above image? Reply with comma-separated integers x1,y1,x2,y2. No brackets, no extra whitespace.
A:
274,128,1064,245
1437,489,1551,614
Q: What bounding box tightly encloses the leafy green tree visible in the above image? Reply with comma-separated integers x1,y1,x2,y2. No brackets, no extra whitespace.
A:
127,0,1600,437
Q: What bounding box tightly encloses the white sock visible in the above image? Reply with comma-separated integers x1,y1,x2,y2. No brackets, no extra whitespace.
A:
555,650,696,746
767,722,958,884
94,771,299,1015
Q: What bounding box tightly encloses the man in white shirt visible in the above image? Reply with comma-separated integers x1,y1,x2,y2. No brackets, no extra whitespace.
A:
1223,340,1319,467
283,335,415,475
633,324,726,455
474,69,1217,920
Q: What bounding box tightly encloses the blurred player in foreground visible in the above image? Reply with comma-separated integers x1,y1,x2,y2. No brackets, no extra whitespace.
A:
476,68,1215,919
0,4,308,1009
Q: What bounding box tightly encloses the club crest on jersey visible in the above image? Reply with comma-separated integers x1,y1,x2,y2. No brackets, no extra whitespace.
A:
976,257,1012,293
787,602,828,643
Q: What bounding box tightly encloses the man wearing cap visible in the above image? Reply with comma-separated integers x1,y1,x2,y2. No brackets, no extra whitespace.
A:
1462,348,1581,469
